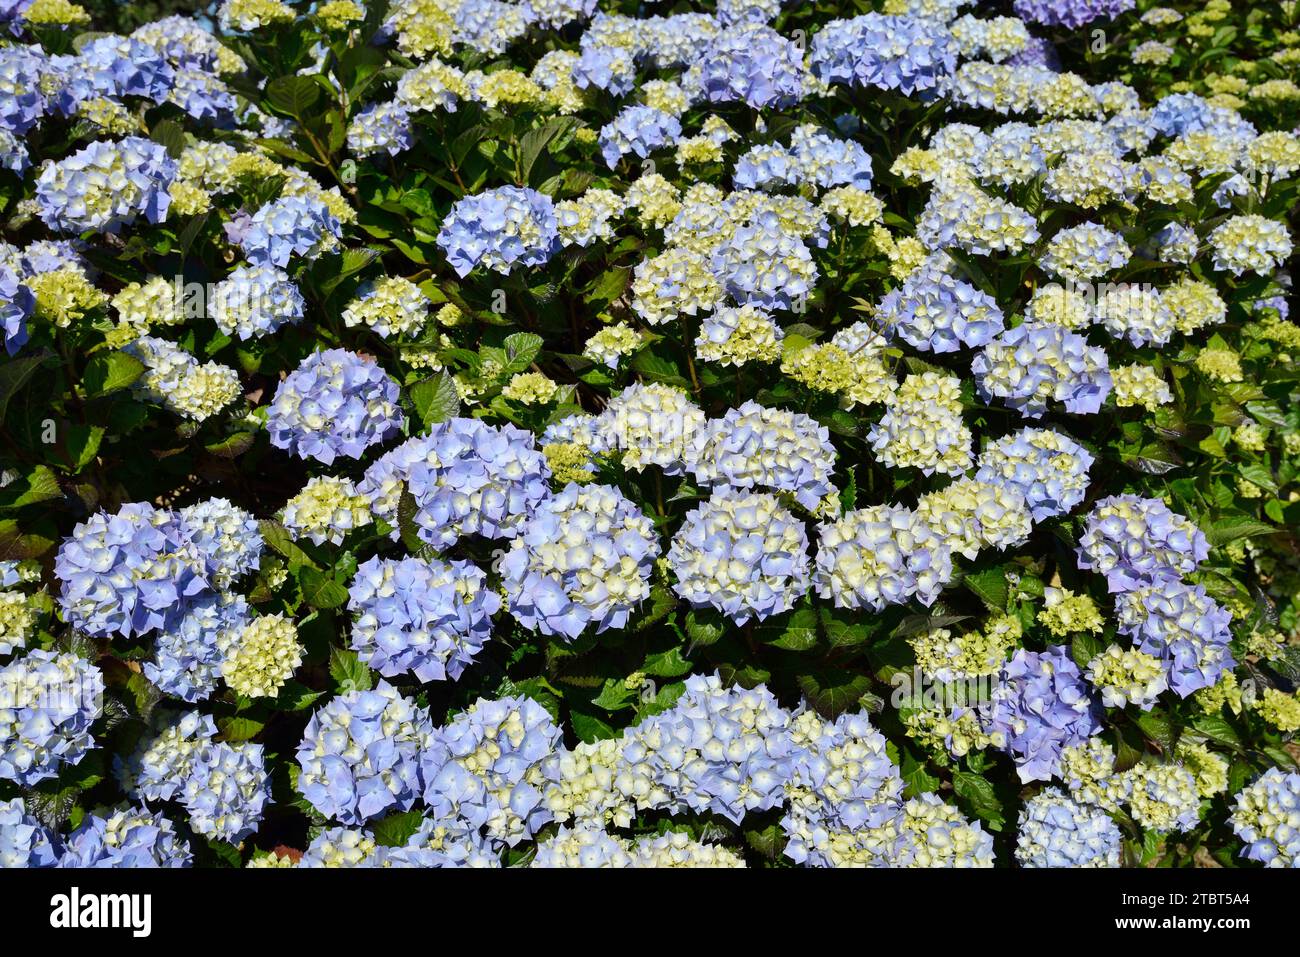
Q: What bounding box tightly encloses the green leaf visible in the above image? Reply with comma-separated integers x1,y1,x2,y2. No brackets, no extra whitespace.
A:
300,568,349,609
273,680,326,712
900,748,942,799
0,465,61,510
149,118,187,158
205,432,256,459
371,810,426,847
592,678,637,711
952,770,1005,830
266,74,324,117
763,607,820,651
963,566,1009,611
0,352,50,422
218,716,265,743
63,424,104,471
641,646,692,678
258,520,320,569
328,646,373,693
409,372,460,426
683,608,726,647
796,668,874,718
83,350,145,397
502,332,543,375
1205,517,1276,546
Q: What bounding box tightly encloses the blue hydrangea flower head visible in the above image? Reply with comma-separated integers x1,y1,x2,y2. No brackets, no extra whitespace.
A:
808,14,956,96
1077,495,1208,592
875,265,1005,353
267,349,404,465
58,806,192,868
0,798,61,867
1015,788,1121,867
668,488,811,625
813,505,953,611
210,264,305,340
436,186,560,277
36,137,177,235
599,105,682,169
500,483,660,639
239,194,342,268
974,427,1094,522
1,264,33,356
972,323,1112,419
689,400,837,512
1012,0,1134,29
694,24,807,110
1230,769,1300,868
359,418,551,547
55,502,218,639
979,645,1101,783
1117,581,1234,697
421,694,562,845
0,44,48,134
296,681,435,825
348,555,500,682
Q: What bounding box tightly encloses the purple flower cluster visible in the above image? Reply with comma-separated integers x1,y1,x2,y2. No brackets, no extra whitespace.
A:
267,349,404,465
239,195,341,268
809,14,955,96
348,555,500,683
359,418,552,547
436,186,560,277
875,266,1005,353
1077,495,1209,592
977,645,1101,783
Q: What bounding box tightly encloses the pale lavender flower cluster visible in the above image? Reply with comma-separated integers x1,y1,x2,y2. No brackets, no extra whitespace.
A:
1,264,33,356
734,125,873,193
501,483,659,639
239,195,342,268
813,505,953,611
627,673,797,823
35,137,177,235
974,427,1095,522
1012,0,1135,29
0,650,104,786
436,186,560,277
1015,789,1121,867
710,213,818,312
348,555,500,683
1077,495,1209,592
209,264,305,340
347,100,415,158
977,645,1101,782
780,709,905,867
1229,769,1300,868
972,323,1113,418
0,798,60,867
143,594,250,702
359,418,552,547
688,400,837,512
0,45,47,134
56,806,192,868
55,502,216,638
1117,581,1234,697
421,694,562,845
599,105,682,169
875,266,1005,353
808,14,956,96
694,24,807,110
667,489,811,625
267,348,404,465
296,682,435,825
